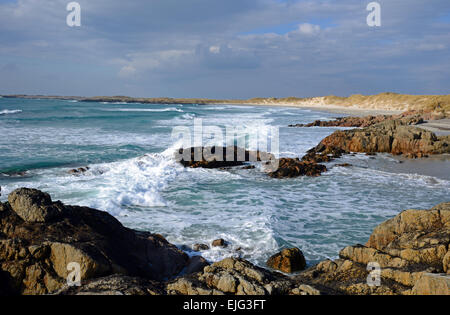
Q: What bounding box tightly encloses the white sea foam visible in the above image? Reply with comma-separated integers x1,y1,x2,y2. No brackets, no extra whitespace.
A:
102,107,183,113
0,109,22,115
1,102,449,266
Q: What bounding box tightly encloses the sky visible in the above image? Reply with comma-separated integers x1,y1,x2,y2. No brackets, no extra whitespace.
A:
0,0,449,98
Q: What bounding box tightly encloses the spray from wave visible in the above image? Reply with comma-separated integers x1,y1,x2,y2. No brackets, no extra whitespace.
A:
0,109,22,115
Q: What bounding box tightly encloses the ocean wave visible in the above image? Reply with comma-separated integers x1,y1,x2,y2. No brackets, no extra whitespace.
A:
102,107,183,113
0,109,22,115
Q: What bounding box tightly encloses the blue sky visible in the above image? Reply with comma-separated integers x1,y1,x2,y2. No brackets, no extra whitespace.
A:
0,0,449,98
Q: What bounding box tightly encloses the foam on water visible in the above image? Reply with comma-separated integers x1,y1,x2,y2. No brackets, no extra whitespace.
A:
102,107,184,113
0,109,22,115
0,98,448,266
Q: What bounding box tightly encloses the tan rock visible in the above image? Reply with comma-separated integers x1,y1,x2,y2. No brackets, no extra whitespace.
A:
266,248,306,273
8,188,60,223
443,251,450,274
49,242,111,280
411,273,450,295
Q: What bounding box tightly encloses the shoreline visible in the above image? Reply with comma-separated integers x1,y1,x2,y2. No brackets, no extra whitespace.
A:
2,93,449,115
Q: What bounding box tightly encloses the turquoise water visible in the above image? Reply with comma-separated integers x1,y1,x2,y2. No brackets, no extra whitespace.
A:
1,98,449,266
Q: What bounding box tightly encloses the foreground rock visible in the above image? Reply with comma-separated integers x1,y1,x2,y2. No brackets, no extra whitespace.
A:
1,189,448,295
0,188,192,295
306,119,449,160
296,202,450,295
267,248,307,273
55,275,165,295
166,257,320,295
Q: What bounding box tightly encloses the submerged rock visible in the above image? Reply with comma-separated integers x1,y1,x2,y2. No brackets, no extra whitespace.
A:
193,243,210,252
68,167,90,175
211,239,227,248
266,248,307,273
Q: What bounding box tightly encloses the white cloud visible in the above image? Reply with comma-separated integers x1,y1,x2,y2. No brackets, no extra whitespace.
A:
209,46,221,54
297,23,321,35
118,65,137,78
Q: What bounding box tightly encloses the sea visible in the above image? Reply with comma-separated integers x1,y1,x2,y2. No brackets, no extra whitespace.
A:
1,97,449,266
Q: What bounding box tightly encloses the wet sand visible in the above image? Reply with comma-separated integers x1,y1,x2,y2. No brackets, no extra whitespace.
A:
416,119,450,136
387,155,450,181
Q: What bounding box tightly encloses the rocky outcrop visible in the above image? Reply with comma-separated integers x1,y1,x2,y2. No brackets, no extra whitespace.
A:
1,188,448,295
176,146,273,169
307,119,449,159
55,274,165,295
296,202,450,295
177,147,328,178
0,188,192,295
166,257,317,295
302,145,348,164
266,248,306,273
290,115,397,128
289,110,445,128
267,158,327,178
8,188,61,223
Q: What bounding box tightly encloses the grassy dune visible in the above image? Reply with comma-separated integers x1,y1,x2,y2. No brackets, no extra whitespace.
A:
247,93,450,113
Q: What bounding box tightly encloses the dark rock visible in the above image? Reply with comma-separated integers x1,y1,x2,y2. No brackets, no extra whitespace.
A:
266,248,307,273
0,188,189,295
68,167,90,175
185,256,210,275
302,146,348,164
55,274,165,295
212,239,227,248
193,243,210,252
267,158,327,178
176,146,274,169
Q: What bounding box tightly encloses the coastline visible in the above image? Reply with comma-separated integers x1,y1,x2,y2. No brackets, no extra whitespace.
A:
2,92,449,116
0,96,449,295
3,93,450,133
